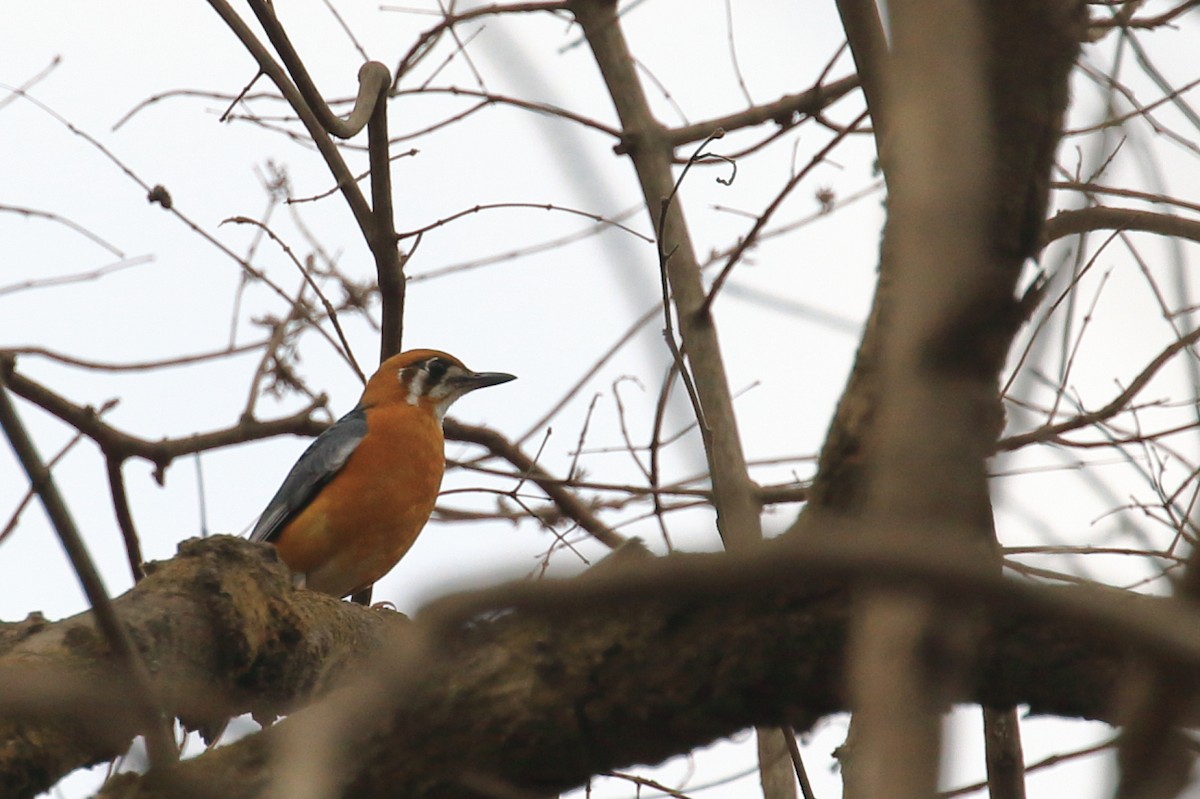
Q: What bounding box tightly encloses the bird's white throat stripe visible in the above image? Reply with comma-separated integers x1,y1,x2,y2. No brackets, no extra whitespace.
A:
403,367,425,406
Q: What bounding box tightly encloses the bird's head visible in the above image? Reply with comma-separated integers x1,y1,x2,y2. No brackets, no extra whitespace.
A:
361,349,515,420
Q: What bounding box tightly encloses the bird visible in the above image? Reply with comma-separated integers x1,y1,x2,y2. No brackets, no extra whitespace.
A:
249,349,515,598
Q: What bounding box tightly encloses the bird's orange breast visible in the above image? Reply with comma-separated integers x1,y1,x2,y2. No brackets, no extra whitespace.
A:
272,400,446,598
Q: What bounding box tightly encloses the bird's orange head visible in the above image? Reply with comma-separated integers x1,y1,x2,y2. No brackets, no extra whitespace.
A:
360,349,515,420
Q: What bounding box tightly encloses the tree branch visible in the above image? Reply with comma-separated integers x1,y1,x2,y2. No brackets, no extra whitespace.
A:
834,0,890,166
1,355,327,478
2,533,1193,798
204,0,378,284
105,455,145,583
444,418,625,549
998,324,1200,452
569,0,763,553
1,536,401,799
0,380,176,772
1042,206,1200,248
664,75,861,148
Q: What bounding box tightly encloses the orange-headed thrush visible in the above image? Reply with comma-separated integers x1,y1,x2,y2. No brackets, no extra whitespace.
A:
250,349,515,598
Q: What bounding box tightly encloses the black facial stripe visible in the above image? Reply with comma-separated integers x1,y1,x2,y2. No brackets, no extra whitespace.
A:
425,357,450,386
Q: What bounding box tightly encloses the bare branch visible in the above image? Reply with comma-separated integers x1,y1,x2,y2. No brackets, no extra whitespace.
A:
223,216,365,382
1,355,328,478
1043,206,1200,247
53,532,1200,799
665,75,861,148
0,379,176,770
0,204,125,258
395,201,653,243
834,0,890,163
105,456,145,583
571,0,763,552
702,109,868,314
998,325,1200,452
444,418,625,549
389,2,571,87
0,340,271,372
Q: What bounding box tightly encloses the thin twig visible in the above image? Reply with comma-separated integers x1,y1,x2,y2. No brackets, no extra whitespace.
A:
1091,0,1200,31
1,400,117,545
0,204,125,257
567,394,602,481
999,324,1200,451
782,725,819,799
2,82,308,310
394,84,621,139
516,305,658,445
444,418,625,549
1052,180,1200,216
320,0,370,61
219,69,265,123
655,130,727,450
0,255,152,298
242,281,307,422
0,54,61,114
409,205,643,283
223,216,365,383
396,201,653,242
389,1,570,87
666,75,860,147
205,0,375,243
701,110,868,315
649,362,677,552
1,339,271,372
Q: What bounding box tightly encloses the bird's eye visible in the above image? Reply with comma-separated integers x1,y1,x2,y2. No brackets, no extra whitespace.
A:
425,358,450,383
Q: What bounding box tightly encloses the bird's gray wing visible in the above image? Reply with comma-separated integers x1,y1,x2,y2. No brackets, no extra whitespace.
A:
248,406,367,543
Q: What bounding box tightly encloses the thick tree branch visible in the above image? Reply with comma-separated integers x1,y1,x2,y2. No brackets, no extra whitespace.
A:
844,2,995,794
0,537,401,799
568,6,787,788
3,534,1196,799
796,0,1085,524
799,4,1085,795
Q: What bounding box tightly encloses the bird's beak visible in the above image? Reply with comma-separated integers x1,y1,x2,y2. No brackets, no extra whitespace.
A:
453,370,517,393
